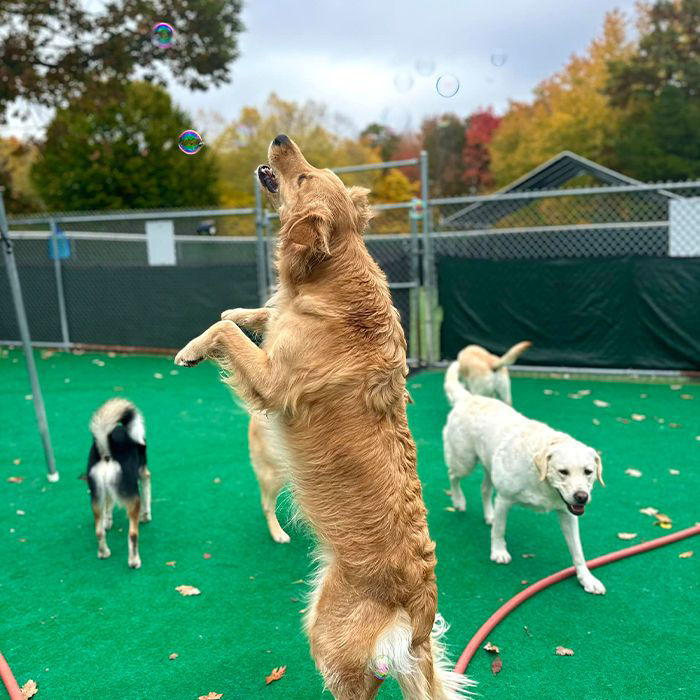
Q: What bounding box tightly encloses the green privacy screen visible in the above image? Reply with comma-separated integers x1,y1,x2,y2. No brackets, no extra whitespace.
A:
438,256,700,370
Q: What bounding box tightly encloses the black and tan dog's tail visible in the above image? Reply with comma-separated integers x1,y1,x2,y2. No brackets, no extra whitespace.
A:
90,398,145,459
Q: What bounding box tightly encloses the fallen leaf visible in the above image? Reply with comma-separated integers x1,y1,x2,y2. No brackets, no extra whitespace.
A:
669,469,680,475
170,369,178,375
631,414,646,421
679,551,693,559
203,552,212,559
520,580,528,585
198,693,222,700
555,646,574,656
64,378,70,383
639,507,658,516
169,653,178,660
290,597,299,603
107,352,116,358
617,533,638,540
491,658,502,675
175,585,201,596
24,394,33,400
113,386,124,391
292,579,305,584
670,384,681,390
655,521,672,530
266,666,287,685
165,561,176,567
521,553,536,559
213,477,221,484
13,458,21,465
578,389,591,396
625,468,642,478
654,513,672,524
19,538,26,543
593,399,609,408
616,417,631,424
592,418,601,426
154,373,163,379
543,389,553,395
483,642,500,654
92,359,105,367
639,393,648,399
444,506,455,512
680,394,693,400
7,476,24,483
568,393,582,399
21,679,38,698
668,423,682,429
16,509,26,516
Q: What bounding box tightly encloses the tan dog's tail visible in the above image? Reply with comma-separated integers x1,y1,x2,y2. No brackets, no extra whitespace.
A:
492,340,531,371
444,361,470,407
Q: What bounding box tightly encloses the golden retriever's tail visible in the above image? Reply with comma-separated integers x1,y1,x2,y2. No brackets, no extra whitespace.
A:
384,613,475,699
444,361,470,407
492,340,531,370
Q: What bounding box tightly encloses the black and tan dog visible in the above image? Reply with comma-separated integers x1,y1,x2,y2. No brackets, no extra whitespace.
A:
86,398,151,569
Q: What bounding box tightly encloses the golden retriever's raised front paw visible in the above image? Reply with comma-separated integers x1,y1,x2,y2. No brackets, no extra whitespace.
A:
221,308,245,323
174,341,205,367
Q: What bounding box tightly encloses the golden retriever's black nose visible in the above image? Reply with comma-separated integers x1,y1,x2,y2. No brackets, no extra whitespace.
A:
574,491,589,505
272,134,290,147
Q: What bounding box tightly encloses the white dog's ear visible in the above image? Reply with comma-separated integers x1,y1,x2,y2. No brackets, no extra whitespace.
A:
594,451,605,487
533,448,550,481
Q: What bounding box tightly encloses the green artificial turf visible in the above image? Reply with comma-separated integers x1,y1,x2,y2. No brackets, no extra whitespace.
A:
1,347,698,699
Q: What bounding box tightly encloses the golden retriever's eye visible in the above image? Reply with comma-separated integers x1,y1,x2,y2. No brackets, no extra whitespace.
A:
558,469,569,476
297,174,309,186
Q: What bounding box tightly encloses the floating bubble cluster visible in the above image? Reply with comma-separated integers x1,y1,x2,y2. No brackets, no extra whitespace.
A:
178,129,204,155
491,49,507,67
372,655,391,681
151,22,175,49
436,74,460,98
393,71,414,94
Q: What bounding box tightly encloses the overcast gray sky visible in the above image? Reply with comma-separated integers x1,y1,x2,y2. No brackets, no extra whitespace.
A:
9,0,640,139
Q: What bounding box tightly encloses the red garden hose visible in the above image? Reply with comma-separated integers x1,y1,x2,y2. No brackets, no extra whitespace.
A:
0,652,23,700
454,523,700,675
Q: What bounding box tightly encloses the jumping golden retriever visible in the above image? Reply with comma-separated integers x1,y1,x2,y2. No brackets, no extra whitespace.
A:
175,135,472,698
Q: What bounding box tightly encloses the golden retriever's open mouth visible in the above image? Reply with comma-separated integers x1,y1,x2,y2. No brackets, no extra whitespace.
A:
257,164,278,193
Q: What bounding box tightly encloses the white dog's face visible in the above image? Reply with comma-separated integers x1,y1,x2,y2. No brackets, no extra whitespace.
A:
538,441,604,516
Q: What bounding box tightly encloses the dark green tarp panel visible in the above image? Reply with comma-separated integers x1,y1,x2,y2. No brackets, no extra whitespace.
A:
438,256,700,370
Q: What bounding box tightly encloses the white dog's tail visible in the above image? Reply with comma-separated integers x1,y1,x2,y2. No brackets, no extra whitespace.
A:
444,361,470,407
90,398,145,459
492,340,531,370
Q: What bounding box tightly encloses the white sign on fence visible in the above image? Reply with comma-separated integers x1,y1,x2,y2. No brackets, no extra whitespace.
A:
145,220,176,265
669,197,700,257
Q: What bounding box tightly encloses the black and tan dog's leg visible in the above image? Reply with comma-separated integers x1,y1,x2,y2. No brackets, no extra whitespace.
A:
175,320,279,409
92,500,111,559
126,497,141,569
220,307,271,335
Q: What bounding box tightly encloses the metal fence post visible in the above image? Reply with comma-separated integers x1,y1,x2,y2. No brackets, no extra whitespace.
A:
263,211,276,298
419,149,435,364
49,218,71,349
0,190,59,481
253,172,268,307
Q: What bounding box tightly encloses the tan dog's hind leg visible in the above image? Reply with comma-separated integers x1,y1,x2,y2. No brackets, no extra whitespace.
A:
126,497,141,569
139,467,152,522
93,501,111,559
175,321,278,410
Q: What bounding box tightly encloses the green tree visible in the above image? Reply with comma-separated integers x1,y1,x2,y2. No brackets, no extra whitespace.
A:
0,0,243,121
214,93,380,208
31,82,218,210
360,123,401,162
420,114,467,197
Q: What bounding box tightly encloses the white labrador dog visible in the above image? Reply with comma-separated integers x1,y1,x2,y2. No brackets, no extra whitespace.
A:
443,362,606,594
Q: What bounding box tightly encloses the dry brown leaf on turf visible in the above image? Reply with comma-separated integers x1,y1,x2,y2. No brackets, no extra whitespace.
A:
669,469,680,475
617,532,638,540
13,458,21,465
639,507,658,516
165,561,176,567
266,666,287,685
203,553,212,559
21,679,38,698
521,553,536,558
444,506,455,512
679,551,693,558
631,414,646,421
198,693,222,699
491,658,502,675
655,521,673,529
654,513,672,524
7,476,24,483
168,653,178,660
555,646,574,656
680,394,694,400
593,399,609,407
175,585,201,596
483,642,500,653
292,579,305,584
625,468,642,478
578,389,592,396
670,384,681,390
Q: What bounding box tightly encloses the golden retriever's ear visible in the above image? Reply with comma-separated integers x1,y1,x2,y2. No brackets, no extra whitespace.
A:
594,452,605,487
284,212,331,256
279,205,332,283
347,186,373,231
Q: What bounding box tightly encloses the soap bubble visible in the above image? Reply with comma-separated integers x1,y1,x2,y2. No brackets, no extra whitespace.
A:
436,74,460,98
491,49,507,67
415,58,436,76
393,72,414,93
373,655,391,680
151,22,175,49
177,129,204,155
381,105,411,133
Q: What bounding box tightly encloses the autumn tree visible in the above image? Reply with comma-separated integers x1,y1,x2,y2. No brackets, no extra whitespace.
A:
462,108,501,193
360,123,401,162
0,1,243,122
214,94,380,208
0,137,41,213
31,82,218,211
490,11,633,186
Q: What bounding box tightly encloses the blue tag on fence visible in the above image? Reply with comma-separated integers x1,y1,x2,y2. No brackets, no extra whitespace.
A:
48,224,70,260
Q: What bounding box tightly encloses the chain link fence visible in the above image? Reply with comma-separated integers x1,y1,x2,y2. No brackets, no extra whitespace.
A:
2,165,699,369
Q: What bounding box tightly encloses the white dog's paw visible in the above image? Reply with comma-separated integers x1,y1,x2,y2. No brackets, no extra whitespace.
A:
484,512,494,526
451,492,466,512
579,573,606,595
97,547,111,559
139,511,152,523
128,554,142,569
104,517,113,531
174,341,205,367
490,549,512,564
